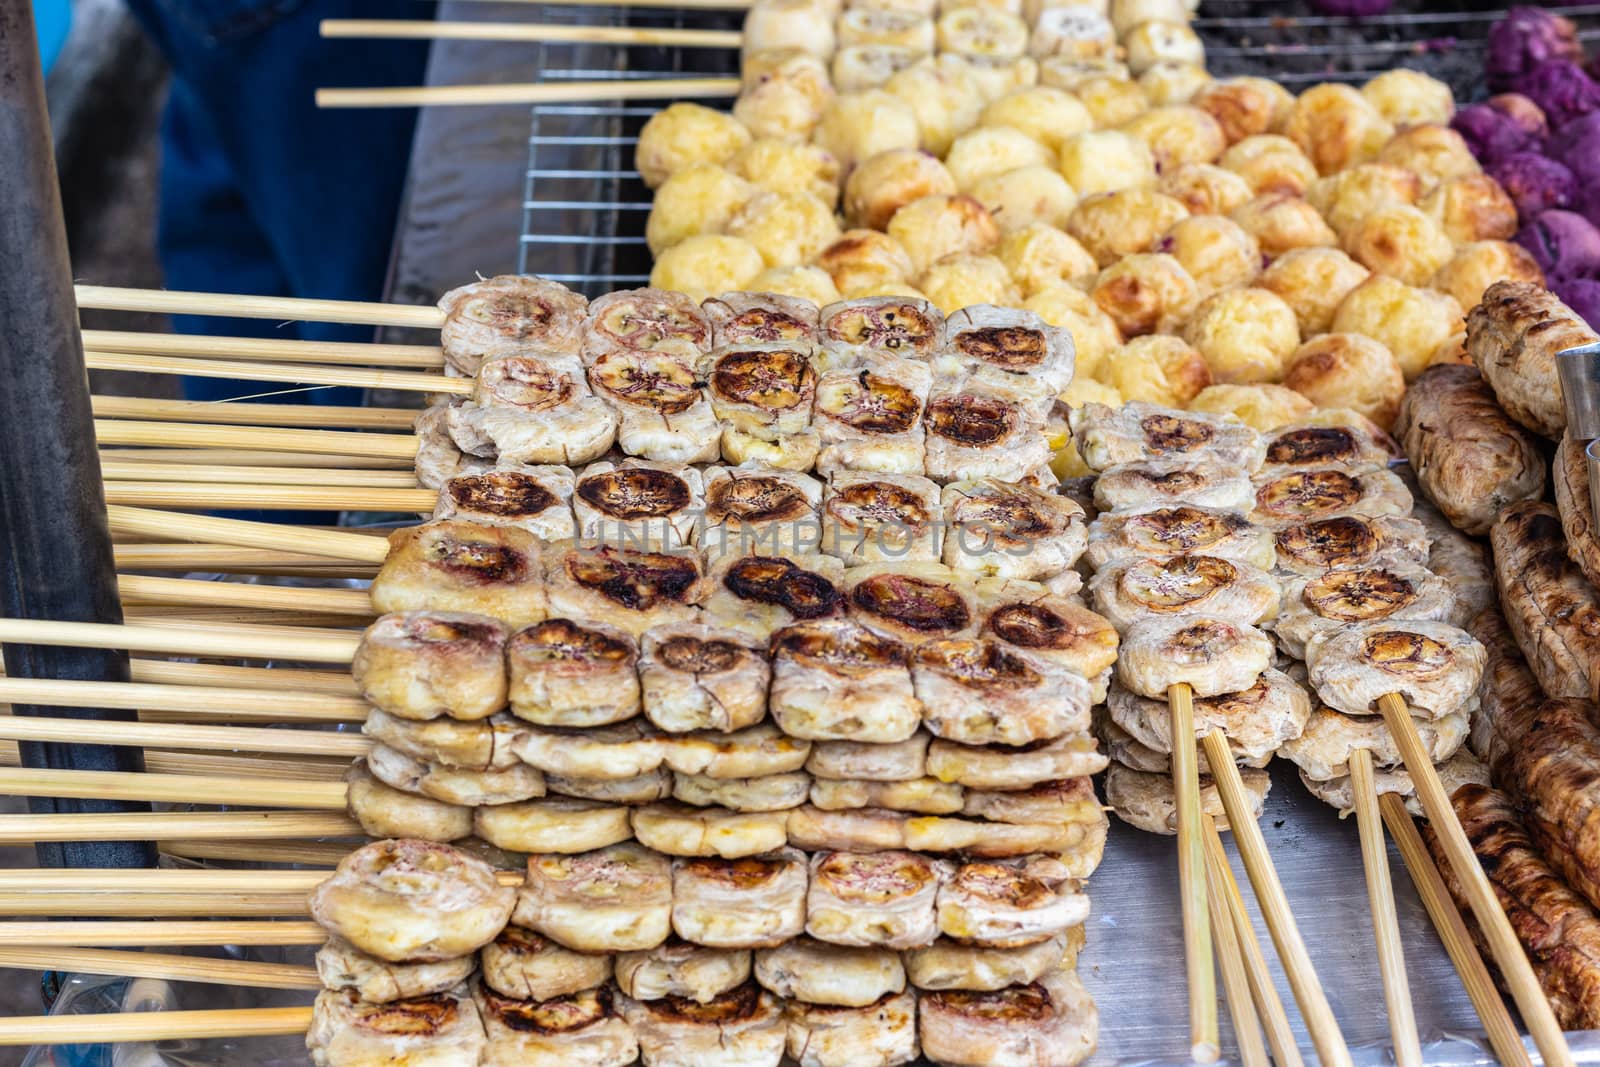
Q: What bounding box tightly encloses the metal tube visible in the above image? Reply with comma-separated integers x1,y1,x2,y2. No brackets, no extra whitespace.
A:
0,0,155,870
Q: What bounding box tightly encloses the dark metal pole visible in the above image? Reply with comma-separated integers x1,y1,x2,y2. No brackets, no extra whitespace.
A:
0,0,155,870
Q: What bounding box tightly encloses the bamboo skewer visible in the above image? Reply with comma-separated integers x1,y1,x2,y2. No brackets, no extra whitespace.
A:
75,285,444,329
458,0,751,8
1379,792,1532,1067
317,77,741,108
104,447,413,470
143,752,352,781
124,608,375,631
82,329,442,367
160,839,358,866
0,811,361,842
129,659,360,694
1348,748,1422,1067
116,542,380,575
87,350,469,396
324,17,744,47
0,676,366,721
0,1006,316,1045
0,715,369,758
0,869,522,893
103,461,419,487
0,767,349,809
1167,683,1218,1063
108,505,392,563
97,420,418,460
93,395,419,431
0,946,320,990
0,921,327,947
0,618,363,663
1202,817,1303,1067
0,893,313,917
106,482,435,513
1201,730,1352,1067
1201,818,1269,1067
1376,693,1573,1067
118,575,375,616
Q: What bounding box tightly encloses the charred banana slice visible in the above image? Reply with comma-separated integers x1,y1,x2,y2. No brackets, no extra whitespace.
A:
913,638,1092,747
819,296,947,367
511,719,667,781
1105,669,1310,767
1249,466,1412,528
310,988,485,1067
903,931,1077,992
1087,553,1280,634
438,274,587,375
673,772,811,812
941,478,1086,582
704,291,820,347
371,520,546,629
1275,561,1455,660
1092,459,1254,514
769,619,920,743
618,983,787,1067
631,802,792,859
937,304,1075,400
544,541,706,637
345,761,471,843
314,937,475,1004
584,287,711,360
844,562,980,644
976,578,1120,682
434,465,578,542
810,776,965,814
936,860,1090,947
700,466,825,561
572,460,704,550
918,969,1098,1067
514,843,672,953
366,745,545,807
1084,504,1275,571
587,345,721,464
641,623,770,734
814,353,932,479
479,924,614,1002
664,723,814,780
616,940,752,1004
475,984,638,1067
506,618,641,728
805,850,947,949
1271,513,1430,575
450,355,617,467
473,797,634,854
1070,400,1264,473
822,472,945,565
703,552,845,639
1115,614,1274,699
927,734,1110,791
670,848,809,948
806,732,931,782
353,611,509,723
363,708,523,772
754,937,906,1008
924,380,1052,484
1305,620,1486,720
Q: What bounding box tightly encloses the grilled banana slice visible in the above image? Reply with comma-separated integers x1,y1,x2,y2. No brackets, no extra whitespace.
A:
822,472,945,564
844,562,980,644
439,274,588,376
674,772,811,812
366,745,545,807
546,769,674,805
814,353,932,478
832,44,923,91
976,578,1120,682
924,378,1052,484
927,734,1109,790
838,7,937,50
918,969,1098,1067
1070,400,1264,473
961,777,1101,826
914,638,1092,746
806,732,931,782
315,937,475,1005
941,478,1085,582
1305,619,1486,720
810,776,965,814
449,355,617,467
703,552,846,639
671,848,809,948
702,342,822,469
619,983,787,1067
936,6,1029,60
641,623,770,733
616,941,752,1003
769,619,920,743
904,931,1076,992
1116,615,1274,698
1105,669,1309,766
363,709,523,772
433,465,577,543
371,520,545,628
476,984,637,1067
1030,5,1116,58
700,465,825,560
1271,513,1430,575
415,400,471,490
1092,459,1254,513
1258,416,1396,475
479,925,613,1002
632,802,792,858
512,719,668,781
309,988,486,1067
704,291,820,347
819,296,947,367
543,541,707,637
473,797,634,854
1084,505,1275,572
345,762,471,843
754,937,906,1007
787,989,921,1067
806,850,948,949
936,860,1090,947
572,460,704,550
354,611,509,722
506,619,641,728
1105,761,1269,835
936,304,1075,401
787,805,914,851
664,723,814,780
587,345,722,463
584,287,712,361
514,843,672,952
904,815,1101,858
1088,554,1280,633
1274,560,1455,660
1280,705,1469,782
1249,466,1413,528
1300,750,1489,816
309,839,515,963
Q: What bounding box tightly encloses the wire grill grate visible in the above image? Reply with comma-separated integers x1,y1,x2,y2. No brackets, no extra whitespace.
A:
518,1,1600,291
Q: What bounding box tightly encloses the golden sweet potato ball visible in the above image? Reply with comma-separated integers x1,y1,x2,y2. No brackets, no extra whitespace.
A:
998,222,1100,295
1068,187,1189,266
651,234,765,302
1186,383,1314,430
882,59,986,157
1025,281,1123,379
751,264,842,305
1306,163,1422,239
1430,240,1545,312
1038,56,1131,93
1256,246,1370,335
1159,215,1262,297
1057,129,1157,196
849,280,931,299
1419,173,1518,244
1230,193,1338,258
1361,68,1455,128
1159,163,1254,217
1192,76,1295,144
1182,286,1300,384
733,50,835,142
1282,82,1395,176
814,229,917,296
636,103,753,189
919,252,1021,313
645,164,758,256
954,54,1042,105
1330,273,1464,381
1073,73,1150,127
729,139,842,207
1090,252,1200,337
726,190,843,269
969,165,1079,231
1138,61,1212,106
812,89,922,173
980,86,1094,152
1122,106,1227,171
887,193,1002,274
1377,123,1480,189
1281,333,1407,430
1218,134,1319,197
843,148,958,232
1095,334,1212,407
945,125,1054,191
1342,204,1455,287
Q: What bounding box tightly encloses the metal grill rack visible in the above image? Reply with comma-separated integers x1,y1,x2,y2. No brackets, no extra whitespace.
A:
518,1,1600,292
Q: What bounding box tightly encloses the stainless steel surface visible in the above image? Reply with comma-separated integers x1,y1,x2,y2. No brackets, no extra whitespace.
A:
1563,341,1600,441
1586,439,1600,537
